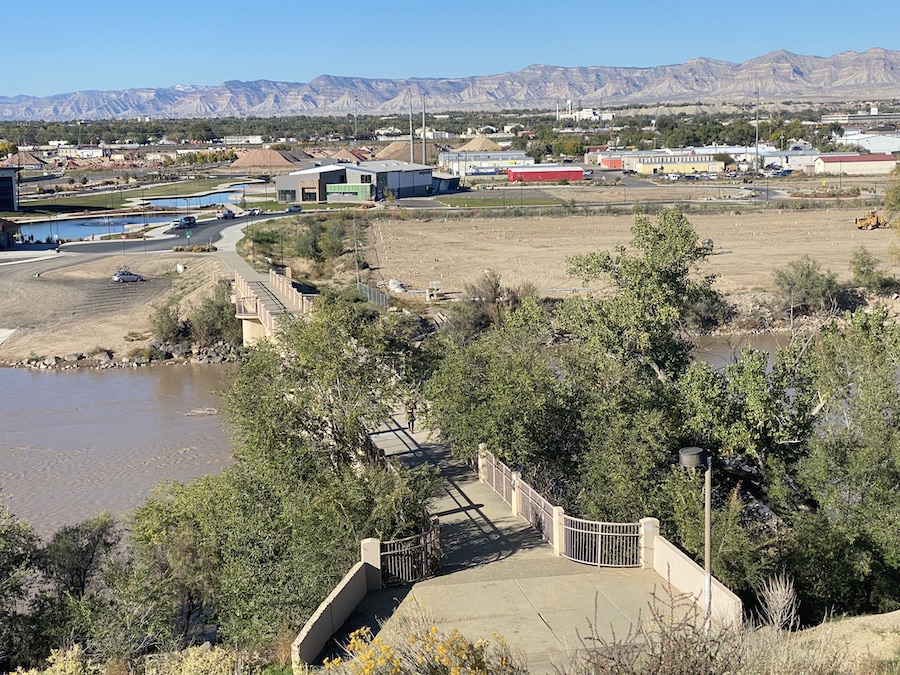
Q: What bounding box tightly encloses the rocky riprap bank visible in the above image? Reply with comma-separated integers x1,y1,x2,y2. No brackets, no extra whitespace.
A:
1,341,243,370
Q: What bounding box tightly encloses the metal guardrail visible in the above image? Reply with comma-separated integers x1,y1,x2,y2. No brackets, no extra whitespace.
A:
481,451,639,568
357,281,390,310
380,519,441,585
482,453,513,506
518,478,557,549
562,517,640,567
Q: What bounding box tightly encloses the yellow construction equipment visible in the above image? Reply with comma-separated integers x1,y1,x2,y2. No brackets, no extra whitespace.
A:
855,209,889,230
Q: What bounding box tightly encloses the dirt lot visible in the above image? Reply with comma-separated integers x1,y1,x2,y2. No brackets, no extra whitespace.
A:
367,208,899,298
0,253,225,361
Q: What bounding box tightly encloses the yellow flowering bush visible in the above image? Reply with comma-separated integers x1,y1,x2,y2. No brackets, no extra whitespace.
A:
7,645,100,675
323,625,526,674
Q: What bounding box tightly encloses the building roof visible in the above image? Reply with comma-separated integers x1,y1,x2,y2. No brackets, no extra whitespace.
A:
455,137,502,152
355,160,432,172
286,165,347,176
818,153,898,163
230,149,308,167
375,140,444,162
1,150,46,167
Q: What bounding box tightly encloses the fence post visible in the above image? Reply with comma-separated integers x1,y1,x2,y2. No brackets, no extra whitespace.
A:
360,538,382,591
511,471,522,516
552,506,566,557
638,517,659,570
477,444,487,482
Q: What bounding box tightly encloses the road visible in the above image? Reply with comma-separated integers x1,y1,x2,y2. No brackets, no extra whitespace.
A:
59,212,294,254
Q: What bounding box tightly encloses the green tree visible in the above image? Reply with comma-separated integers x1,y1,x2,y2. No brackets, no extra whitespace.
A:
0,499,38,671
561,208,720,382
426,298,574,469
226,295,420,478
849,245,891,292
187,281,242,345
772,255,844,314
884,165,900,217
787,308,900,618
0,140,17,158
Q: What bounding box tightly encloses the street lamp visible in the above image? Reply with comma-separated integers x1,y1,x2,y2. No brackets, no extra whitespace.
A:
679,446,712,633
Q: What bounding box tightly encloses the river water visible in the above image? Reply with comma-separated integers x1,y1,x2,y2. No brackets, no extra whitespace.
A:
0,365,234,534
1,332,792,535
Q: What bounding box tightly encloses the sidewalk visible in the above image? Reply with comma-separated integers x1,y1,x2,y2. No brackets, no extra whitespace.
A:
332,417,670,674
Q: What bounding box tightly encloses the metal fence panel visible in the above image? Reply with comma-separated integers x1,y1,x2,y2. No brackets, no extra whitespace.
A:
357,282,390,309
562,517,639,567
380,519,441,585
518,478,555,547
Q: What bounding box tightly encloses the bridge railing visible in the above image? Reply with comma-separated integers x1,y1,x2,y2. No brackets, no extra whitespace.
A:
268,269,316,314
479,450,639,567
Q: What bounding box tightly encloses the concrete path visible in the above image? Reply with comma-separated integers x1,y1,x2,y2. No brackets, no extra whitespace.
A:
335,417,670,674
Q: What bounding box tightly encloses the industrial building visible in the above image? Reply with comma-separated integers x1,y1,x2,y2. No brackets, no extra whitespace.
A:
507,165,584,182
0,167,18,212
814,154,899,175
274,160,441,203
438,150,534,176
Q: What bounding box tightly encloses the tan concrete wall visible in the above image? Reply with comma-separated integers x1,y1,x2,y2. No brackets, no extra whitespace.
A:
652,535,742,627
292,562,370,666
241,318,268,346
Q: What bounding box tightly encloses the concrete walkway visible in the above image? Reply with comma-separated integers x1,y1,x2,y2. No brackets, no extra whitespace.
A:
332,417,671,674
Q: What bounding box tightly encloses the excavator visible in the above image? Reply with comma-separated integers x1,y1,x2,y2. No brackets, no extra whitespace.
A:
855,210,889,230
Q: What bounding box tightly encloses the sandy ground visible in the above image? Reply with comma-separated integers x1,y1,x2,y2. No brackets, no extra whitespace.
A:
0,253,225,361
366,208,899,298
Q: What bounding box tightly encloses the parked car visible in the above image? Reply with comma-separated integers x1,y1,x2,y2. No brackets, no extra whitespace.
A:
216,210,235,220
112,270,144,283
285,205,303,213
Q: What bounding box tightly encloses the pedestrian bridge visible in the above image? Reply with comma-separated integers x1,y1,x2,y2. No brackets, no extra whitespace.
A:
233,269,315,344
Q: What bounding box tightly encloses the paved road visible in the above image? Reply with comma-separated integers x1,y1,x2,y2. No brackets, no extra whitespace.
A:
59,212,295,255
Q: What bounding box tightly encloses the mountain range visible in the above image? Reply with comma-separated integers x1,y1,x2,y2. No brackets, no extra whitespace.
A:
2,49,900,121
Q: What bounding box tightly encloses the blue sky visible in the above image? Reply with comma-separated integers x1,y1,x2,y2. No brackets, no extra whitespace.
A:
8,0,900,97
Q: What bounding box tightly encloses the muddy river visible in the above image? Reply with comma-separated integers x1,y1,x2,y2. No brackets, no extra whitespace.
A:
0,365,234,534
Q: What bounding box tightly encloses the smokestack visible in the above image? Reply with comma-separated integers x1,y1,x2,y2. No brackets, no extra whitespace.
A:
422,94,426,165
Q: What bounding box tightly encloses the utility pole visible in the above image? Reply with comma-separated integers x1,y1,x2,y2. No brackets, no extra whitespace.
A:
755,87,760,170
408,90,414,164
421,94,426,165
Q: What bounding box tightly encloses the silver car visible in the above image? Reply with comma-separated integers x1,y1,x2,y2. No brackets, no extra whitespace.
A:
112,270,144,283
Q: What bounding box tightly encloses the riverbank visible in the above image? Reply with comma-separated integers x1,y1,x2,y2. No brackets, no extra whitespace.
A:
0,251,226,362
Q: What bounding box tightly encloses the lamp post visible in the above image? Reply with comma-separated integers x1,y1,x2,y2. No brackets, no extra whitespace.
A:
679,446,712,634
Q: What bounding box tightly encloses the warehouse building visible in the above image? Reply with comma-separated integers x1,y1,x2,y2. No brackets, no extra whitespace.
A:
507,165,584,182
814,153,899,175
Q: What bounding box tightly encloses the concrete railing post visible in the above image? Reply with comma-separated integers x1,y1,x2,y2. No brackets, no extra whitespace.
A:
477,443,487,483
639,517,659,570
360,538,382,591
511,471,522,516
552,506,566,557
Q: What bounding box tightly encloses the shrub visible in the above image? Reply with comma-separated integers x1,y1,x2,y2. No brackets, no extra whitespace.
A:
323,624,526,674
187,280,242,345
772,255,845,314
850,245,893,292
150,302,184,343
